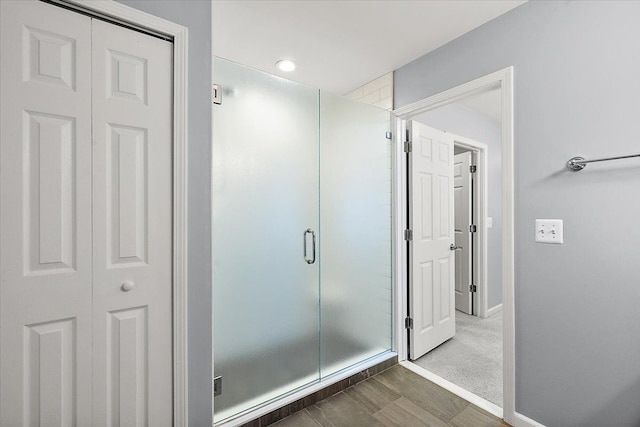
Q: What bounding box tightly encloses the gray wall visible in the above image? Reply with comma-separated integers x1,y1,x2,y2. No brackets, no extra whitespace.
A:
114,1,212,425
415,104,503,309
395,1,640,426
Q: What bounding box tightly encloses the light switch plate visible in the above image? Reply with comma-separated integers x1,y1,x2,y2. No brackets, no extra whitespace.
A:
535,219,563,244
487,217,493,228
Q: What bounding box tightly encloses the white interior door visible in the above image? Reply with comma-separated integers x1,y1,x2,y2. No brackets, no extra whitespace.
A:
409,121,456,360
454,152,473,314
91,19,173,426
1,1,93,424
1,2,174,425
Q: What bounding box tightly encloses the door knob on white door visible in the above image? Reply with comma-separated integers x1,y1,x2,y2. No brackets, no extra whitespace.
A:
450,244,463,251
121,281,135,292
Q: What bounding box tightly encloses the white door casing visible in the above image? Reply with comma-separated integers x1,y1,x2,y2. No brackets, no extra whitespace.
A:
408,121,456,360
454,151,473,315
91,19,173,426
0,1,175,425
393,68,515,424
0,1,93,424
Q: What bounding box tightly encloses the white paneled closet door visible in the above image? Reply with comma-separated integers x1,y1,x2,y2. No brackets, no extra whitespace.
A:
0,1,93,425
0,2,174,426
91,19,173,426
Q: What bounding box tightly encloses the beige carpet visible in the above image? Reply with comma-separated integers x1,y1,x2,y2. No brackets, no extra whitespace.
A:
411,310,503,406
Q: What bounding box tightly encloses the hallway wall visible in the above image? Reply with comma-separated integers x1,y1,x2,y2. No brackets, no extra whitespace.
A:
395,1,640,426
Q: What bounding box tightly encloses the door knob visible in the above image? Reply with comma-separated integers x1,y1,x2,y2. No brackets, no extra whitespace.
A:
121,281,135,292
450,244,463,251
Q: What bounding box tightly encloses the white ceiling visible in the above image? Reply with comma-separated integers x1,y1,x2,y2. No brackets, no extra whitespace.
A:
212,1,526,95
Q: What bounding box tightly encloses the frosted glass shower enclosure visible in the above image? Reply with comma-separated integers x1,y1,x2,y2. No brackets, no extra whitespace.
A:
212,58,392,423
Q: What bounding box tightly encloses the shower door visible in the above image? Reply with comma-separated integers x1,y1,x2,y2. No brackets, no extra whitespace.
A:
212,58,320,422
213,58,393,423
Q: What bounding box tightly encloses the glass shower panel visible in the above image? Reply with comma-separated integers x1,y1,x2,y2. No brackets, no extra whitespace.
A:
212,58,320,422
319,92,392,377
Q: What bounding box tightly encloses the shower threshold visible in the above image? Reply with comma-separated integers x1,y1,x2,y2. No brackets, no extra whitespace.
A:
214,351,398,427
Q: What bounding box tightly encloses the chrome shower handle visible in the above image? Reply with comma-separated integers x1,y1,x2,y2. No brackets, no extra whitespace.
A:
304,228,316,264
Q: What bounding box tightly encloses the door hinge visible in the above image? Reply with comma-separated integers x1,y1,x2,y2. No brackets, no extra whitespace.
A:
405,317,414,329
213,376,222,397
404,229,413,241
213,84,222,105
470,165,477,173
404,141,412,153
470,224,477,233
385,131,392,140
470,284,477,293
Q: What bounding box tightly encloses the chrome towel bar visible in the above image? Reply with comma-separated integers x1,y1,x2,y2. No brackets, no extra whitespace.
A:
566,153,640,171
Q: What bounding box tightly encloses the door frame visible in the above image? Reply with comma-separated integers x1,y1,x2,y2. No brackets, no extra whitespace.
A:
452,135,490,318
391,67,515,424
60,1,190,425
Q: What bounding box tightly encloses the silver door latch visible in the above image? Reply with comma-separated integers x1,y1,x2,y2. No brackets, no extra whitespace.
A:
213,84,222,105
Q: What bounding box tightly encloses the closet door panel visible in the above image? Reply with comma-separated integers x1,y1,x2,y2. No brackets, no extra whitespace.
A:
91,19,173,427
0,1,93,425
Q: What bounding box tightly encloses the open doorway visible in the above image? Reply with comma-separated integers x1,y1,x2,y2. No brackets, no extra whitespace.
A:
392,68,515,422
409,91,503,408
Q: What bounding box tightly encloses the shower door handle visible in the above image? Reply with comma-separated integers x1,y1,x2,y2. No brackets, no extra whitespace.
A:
304,228,316,264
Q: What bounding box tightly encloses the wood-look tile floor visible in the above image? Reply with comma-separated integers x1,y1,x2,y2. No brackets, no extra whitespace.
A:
271,365,510,427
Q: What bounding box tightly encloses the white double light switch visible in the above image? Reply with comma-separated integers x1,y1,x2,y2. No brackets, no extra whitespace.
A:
535,219,564,244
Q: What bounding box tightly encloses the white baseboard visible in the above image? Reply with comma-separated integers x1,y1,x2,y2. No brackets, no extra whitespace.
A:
486,303,503,318
514,412,546,427
400,361,503,419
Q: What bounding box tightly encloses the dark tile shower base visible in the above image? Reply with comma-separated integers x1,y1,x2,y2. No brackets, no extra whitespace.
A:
239,356,398,427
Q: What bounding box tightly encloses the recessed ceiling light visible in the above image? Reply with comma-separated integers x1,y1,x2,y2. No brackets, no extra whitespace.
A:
276,59,296,72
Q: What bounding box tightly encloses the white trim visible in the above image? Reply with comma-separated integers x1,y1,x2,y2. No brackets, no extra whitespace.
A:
502,67,516,426
393,117,407,360
450,134,489,318
211,4,216,426
215,352,397,427
487,303,503,318
515,412,547,427
64,0,188,37
392,66,515,425
393,69,505,117
391,114,403,354
400,362,503,419
62,2,190,426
